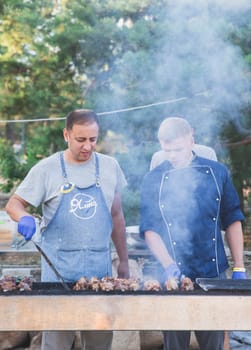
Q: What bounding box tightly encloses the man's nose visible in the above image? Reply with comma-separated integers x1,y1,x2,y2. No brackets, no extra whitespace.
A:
82,142,92,150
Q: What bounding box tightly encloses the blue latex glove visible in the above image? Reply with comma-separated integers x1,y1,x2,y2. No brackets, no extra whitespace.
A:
162,262,181,282
18,216,36,240
232,268,246,280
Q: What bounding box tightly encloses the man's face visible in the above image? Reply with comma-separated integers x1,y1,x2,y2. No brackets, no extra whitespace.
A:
160,134,194,168
63,122,99,163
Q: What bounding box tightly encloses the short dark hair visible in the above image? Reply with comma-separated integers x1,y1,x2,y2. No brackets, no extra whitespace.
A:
65,109,99,130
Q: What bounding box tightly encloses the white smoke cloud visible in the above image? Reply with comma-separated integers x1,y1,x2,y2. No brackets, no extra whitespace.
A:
214,0,251,12
99,0,251,148
150,0,251,140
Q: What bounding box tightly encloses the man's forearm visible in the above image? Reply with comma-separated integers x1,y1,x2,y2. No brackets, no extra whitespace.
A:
225,221,245,268
145,230,174,268
111,212,128,262
5,194,30,221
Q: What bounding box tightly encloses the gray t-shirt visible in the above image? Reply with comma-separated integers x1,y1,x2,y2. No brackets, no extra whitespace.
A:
15,151,127,226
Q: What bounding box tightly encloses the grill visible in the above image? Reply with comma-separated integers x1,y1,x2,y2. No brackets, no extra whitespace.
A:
1,281,251,295
1,280,251,331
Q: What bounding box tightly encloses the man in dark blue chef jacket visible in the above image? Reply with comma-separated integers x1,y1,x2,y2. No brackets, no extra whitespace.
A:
140,116,246,350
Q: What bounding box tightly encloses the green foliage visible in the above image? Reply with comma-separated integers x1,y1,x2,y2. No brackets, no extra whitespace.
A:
0,121,66,192
220,118,251,211
24,121,66,166
0,139,26,192
0,0,251,225
0,0,84,119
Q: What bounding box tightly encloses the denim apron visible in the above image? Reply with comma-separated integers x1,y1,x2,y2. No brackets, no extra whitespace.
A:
159,164,227,280
40,152,113,282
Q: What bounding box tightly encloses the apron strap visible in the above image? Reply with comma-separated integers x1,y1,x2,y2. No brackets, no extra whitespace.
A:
94,153,101,187
59,151,101,187
60,151,68,183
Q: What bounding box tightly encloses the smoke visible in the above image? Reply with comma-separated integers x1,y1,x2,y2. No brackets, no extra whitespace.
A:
96,0,251,152
213,0,251,12
149,0,251,140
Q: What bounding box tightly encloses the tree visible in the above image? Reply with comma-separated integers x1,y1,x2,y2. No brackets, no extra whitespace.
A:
0,0,251,226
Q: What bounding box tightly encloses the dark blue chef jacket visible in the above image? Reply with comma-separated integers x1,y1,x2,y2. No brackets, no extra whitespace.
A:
140,155,244,280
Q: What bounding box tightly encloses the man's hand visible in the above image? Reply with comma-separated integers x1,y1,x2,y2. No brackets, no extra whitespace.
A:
232,267,246,280
18,216,36,240
117,261,130,279
162,262,181,281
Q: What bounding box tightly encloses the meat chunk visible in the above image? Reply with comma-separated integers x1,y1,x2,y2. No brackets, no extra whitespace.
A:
164,275,194,291
0,275,17,292
165,277,179,291
73,277,88,291
127,278,141,291
88,277,100,292
100,277,115,291
0,275,34,292
144,279,162,291
180,276,194,291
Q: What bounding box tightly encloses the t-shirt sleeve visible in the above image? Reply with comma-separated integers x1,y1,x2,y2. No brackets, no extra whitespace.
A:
15,162,46,208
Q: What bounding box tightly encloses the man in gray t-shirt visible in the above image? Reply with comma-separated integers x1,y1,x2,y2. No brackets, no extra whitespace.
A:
6,109,129,350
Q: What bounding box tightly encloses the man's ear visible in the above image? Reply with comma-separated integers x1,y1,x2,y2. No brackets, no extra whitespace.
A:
63,128,68,142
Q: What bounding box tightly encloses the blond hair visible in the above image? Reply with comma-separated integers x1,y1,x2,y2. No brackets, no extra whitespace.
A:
158,117,192,142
